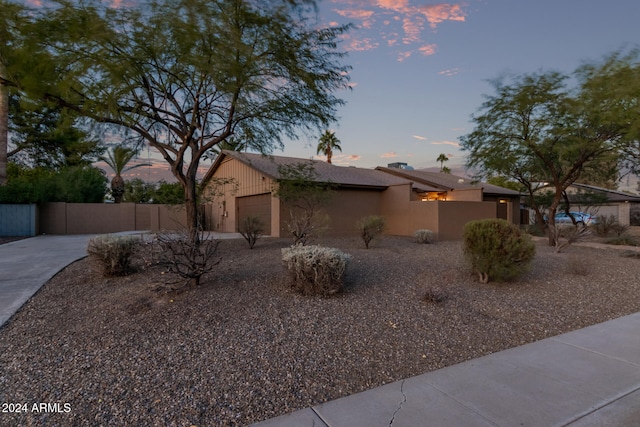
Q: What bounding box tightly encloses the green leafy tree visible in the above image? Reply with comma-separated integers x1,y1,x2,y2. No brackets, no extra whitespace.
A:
153,180,185,205
3,0,351,244
123,178,155,203
460,52,640,246
0,162,106,203
8,94,104,168
55,165,107,203
0,59,7,185
487,176,522,192
99,146,150,203
317,130,342,164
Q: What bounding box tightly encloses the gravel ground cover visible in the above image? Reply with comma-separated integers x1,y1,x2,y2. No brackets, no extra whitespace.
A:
1,234,639,426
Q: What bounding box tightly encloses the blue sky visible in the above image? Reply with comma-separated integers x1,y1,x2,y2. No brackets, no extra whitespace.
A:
280,0,640,171
21,0,638,181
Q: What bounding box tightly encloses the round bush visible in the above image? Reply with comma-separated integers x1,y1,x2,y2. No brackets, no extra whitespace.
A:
413,229,434,244
281,245,351,296
463,219,536,283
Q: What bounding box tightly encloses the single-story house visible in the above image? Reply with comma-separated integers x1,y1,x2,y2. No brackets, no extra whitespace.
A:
562,183,640,226
206,151,522,240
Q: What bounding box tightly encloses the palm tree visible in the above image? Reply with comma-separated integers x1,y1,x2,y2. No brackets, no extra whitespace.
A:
316,130,342,164
100,146,150,203
436,153,449,172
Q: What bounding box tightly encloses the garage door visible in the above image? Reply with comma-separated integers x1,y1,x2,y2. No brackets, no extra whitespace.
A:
237,193,272,235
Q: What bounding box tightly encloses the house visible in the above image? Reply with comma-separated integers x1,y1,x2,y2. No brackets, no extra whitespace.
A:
561,183,640,226
206,151,522,240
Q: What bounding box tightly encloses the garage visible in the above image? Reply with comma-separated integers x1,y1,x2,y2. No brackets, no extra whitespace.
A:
236,193,272,235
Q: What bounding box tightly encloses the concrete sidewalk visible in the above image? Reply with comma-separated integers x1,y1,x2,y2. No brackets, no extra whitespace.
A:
254,312,640,427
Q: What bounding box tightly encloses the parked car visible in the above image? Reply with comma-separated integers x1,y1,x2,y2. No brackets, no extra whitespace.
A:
551,211,598,225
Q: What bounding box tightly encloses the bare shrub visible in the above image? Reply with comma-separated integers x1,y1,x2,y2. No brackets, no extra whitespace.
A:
273,162,334,245
611,222,630,237
620,250,640,259
554,225,591,253
605,235,638,246
287,210,330,246
281,245,351,296
413,229,434,244
357,215,385,249
423,286,448,304
238,216,264,249
594,214,618,236
154,229,220,287
565,254,592,276
87,235,139,277
463,219,536,284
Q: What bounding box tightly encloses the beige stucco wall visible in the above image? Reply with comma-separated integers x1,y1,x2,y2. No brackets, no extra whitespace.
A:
276,188,384,238
39,203,188,234
207,157,275,233
446,188,483,202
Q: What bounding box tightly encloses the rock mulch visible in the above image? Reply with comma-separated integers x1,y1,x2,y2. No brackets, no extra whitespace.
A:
1,235,639,426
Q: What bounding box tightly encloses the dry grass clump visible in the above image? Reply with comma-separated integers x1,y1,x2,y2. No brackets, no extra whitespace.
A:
414,229,434,244
281,244,351,296
565,254,592,276
87,235,139,277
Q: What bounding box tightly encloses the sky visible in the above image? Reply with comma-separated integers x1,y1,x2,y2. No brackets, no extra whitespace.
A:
20,0,640,185
287,0,640,172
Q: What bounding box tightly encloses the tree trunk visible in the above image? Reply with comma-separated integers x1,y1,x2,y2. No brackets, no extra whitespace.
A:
547,189,564,246
0,62,8,186
183,176,200,245
111,174,125,203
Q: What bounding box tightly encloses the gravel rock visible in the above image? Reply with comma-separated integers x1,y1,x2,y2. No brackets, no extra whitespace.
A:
1,235,639,426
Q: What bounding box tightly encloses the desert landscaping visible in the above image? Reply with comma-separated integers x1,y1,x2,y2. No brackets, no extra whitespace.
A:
1,231,639,426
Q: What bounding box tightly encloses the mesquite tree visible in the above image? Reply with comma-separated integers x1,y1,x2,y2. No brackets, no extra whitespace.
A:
461,51,640,246
1,0,351,243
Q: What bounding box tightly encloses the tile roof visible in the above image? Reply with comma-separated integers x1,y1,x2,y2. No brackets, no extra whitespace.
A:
375,167,521,196
218,151,412,189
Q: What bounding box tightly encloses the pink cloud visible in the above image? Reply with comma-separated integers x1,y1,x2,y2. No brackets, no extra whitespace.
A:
418,44,437,56
402,17,423,43
332,154,362,165
376,0,410,11
381,151,398,158
330,1,466,58
25,0,42,5
431,140,460,147
412,135,428,141
343,36,380,52
397,51,412,62
439,68,460,76
335,9,375,20
418,4,466,29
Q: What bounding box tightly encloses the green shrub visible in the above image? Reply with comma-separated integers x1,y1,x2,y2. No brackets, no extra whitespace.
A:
414,229,434,244
463,219,536,283
281,245,351,296
87,235,139,277
239,216,264,249
357,215,385,249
